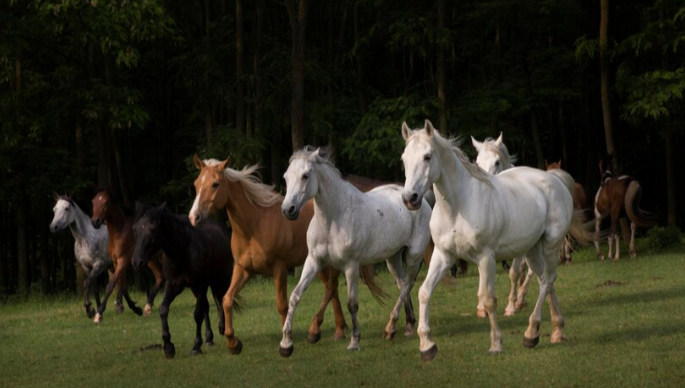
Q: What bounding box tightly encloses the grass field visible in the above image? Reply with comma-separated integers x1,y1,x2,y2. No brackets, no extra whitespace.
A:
1,239,684,388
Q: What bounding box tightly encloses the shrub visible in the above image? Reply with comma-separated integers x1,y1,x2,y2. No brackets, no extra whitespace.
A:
647,226,682,250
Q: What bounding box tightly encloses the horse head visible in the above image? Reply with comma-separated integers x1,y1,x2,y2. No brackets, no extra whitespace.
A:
50,192,75,233
400,120,441,210
132,202,165,270
189,155,230,226
282,146,327,220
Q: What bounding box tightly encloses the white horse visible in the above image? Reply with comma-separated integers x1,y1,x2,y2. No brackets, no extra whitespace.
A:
278,147,432,357
50,192,112,318
401,121,591,360
472,134,534,317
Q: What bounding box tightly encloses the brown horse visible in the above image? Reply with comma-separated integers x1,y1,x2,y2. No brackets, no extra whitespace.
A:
189,157,385,354
545,160,588,263
593,162,657,261
91,190,165,323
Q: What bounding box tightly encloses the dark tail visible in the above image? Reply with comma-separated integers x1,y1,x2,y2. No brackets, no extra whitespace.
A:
568,210,601,246
232,294,244,315
624,181,658,228
360,265,389,306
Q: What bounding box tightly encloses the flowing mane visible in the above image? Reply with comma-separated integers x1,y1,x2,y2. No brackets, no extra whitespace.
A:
480,137,518,169
408,129,492,185
204,159,283,207
289,146,343,179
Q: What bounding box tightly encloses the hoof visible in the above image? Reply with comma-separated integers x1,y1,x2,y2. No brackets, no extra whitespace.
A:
476,309,488,319
115,303,124,314
551,333,567,343
93,313,103,323
404,326,415,337
164,343,176,359
143,304,152,317
489,348,503,355
384,330,396,341
346,345,360,351
228,339,243,355
190,348,202,356
205,340,214,347
132,306,143,316
306,332,322,344
333,332,345,341
421,344,438,362
522,336,539,348
86,308,95,319
504,309,516,317
279,345,294,358
629,250,637,258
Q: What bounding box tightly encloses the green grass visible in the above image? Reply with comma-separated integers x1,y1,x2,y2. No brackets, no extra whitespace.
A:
1,239,684,388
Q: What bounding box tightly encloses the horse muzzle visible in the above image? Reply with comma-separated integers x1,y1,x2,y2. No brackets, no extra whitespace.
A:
91,219,103,229
282,205,300,221
402,192,423,210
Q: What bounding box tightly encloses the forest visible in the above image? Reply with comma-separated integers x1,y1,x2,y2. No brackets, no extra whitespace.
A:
1,0,683,295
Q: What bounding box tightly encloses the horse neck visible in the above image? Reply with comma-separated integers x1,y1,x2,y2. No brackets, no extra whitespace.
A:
69,204,91,241
223,179,269,237
159,212,192,263
105,205,129,236
433,144,486,215
312,164,353,223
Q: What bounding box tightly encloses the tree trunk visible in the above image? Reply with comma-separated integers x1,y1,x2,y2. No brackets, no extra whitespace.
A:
16,195,29,294
437,0,447,132
599,0,617,172
353,1,368,115
40,202,50,294
286,0,308,152
254,0,267,169
0,203,7,294
236,0,246,135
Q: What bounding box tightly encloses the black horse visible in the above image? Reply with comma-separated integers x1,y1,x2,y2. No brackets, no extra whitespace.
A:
132,202,236,359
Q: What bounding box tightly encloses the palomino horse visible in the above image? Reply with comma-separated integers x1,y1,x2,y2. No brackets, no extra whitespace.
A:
50,192,111,318
594,162,657,261
278,146,431,357
189,157,385,355
91,190,165,323
471,134,534,317
402,120,592,360
546,160,588,263
132,203,235,359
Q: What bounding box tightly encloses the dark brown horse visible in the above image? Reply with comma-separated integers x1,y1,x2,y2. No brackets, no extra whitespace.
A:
593,161,657,261
133,203,235,359
90,190,165,322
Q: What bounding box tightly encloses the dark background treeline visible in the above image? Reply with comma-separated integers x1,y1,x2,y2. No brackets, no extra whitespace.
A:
1,0,683,295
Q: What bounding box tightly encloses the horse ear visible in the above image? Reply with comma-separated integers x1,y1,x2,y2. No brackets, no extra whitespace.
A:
495,132,503,147
218,158,230,170
557,160,562,168
424,120,435,137
158,202,167,210
193,155,205,170
471,136,483,152
401,122,412,140
53,191,60,201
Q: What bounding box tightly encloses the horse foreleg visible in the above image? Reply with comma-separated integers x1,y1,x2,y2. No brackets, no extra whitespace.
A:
119,271,143,316
95,260,125,323
190,287,210,355
160,282,184,359
83,262,106,318
344,264,361,351
279,256,323,358
629,222,637,258
223,264,251,355
505,257,522,316
418,248,453,362
144,255,165,316
477,255,502,354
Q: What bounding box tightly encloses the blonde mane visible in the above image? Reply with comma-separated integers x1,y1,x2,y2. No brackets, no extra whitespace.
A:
408,129,492,185
480,137,517,169
204,159,283,207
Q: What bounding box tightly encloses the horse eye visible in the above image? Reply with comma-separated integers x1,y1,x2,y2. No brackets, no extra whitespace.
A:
495,161,500,166
424,154,432,162
302,173,309,180
212,182,219,189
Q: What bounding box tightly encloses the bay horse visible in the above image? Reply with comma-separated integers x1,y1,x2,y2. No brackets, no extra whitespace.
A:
402,120,593,360
278,146,431,357
90,190,165,323
593,161,657,261
471,134,534,317
189,156,385,355
132,203,235,359
50,192,111,318
546,160,588,263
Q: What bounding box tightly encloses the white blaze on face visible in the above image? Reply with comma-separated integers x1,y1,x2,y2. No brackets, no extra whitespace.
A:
189,173,206,224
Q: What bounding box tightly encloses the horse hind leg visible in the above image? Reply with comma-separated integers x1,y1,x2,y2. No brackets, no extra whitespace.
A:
477,255,502,354
629,222,637,258
308,267,346,344
344,264,362,351
191,289,210,355
144,256,165,316
594,215,604,261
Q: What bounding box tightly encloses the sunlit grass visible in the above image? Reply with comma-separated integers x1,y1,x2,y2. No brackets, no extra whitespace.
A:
1,238,684,388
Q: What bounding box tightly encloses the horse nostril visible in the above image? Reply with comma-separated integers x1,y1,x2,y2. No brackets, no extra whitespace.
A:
288,206,296,215
410,193,418,203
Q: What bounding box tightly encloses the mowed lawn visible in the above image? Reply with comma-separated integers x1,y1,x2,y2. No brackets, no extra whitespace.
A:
1,240,684,388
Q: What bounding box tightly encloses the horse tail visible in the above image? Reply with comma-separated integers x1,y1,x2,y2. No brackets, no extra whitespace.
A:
360,265,389,306
567,210,597,247
624,180,658,227
231,294,245,315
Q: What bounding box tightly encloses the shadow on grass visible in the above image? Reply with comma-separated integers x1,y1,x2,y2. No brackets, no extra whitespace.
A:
592,322,685,344
587,286,685,308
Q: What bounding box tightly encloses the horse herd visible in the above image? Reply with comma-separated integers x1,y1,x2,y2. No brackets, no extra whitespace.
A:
49,120,656,361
